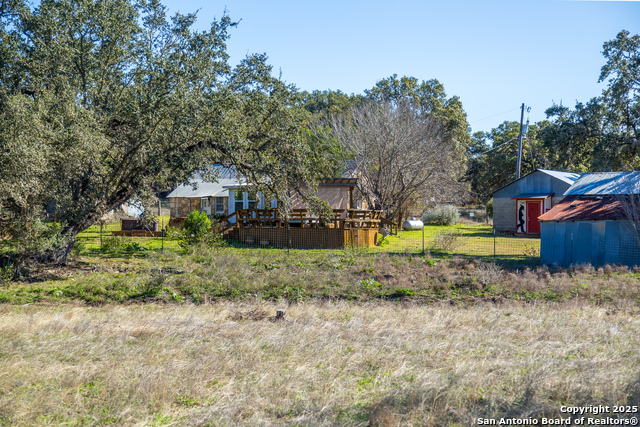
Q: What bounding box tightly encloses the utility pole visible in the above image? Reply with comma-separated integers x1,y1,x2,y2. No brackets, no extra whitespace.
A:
516,103,525,179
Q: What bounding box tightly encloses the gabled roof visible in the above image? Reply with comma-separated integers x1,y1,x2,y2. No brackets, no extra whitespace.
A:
537,169,581,185
564,171,640,196
539,195,627,222
489,169,580,196
166,166,242,199
166,167,358,199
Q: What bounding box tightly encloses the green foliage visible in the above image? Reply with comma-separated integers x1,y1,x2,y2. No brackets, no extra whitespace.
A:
466,121,548,198
182,211,212,246
175,395,201,407
364,74,471,157
124,242,147,253
0,0,337,264
540,30,640,171
301,89,363,117
170,211,222,250
100,236,126,254
393,288,415,296
0,265,14,283
0,215,67,269
360,278,382,292
422,205,459,225
486,199,493,219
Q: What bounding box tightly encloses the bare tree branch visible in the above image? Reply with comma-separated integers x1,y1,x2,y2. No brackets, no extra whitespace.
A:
326,101,465,223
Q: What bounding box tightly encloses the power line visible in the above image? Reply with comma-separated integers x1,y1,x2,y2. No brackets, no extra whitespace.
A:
476,137,518,156
469,107,522,124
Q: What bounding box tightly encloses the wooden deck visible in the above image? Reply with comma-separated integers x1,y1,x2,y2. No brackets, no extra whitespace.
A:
221,209,386,248
226,227,379,249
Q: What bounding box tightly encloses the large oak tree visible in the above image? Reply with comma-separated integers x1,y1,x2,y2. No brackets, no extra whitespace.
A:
0,0,336,264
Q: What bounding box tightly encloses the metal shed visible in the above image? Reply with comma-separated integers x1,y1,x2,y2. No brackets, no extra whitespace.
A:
539,172,640,267
489,169,580,235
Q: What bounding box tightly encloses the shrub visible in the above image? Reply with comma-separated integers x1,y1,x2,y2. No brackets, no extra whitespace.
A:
430,229,463,252
486,199,493,219
171,211,223,250
422,205,459,225
183,211,211,244
0,265,14,283
100,235,127,253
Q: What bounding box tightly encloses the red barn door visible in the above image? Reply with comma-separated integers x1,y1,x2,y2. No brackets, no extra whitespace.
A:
526,201,541,234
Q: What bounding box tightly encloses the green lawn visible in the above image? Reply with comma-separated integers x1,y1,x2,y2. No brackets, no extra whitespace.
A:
371,224,540,262
73,222,540,265
75,216,180,253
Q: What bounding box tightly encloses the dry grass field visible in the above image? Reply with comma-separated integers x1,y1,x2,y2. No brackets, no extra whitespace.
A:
2,236,640,426
1,301,639,426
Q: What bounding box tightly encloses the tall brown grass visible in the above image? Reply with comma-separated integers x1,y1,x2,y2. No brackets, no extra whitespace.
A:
0,301,639,425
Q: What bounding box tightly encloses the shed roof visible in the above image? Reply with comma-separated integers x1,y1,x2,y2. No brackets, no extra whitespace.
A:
537,169,581,185
489,169,580,196
538,196,627,222
564,171,640,196
166,166,242,199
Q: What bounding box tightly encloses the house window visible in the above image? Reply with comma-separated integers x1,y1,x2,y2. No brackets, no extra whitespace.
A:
235,191,244,212
201,198,210,209
247,191,257,209
215,197,225,213
233,190,258,211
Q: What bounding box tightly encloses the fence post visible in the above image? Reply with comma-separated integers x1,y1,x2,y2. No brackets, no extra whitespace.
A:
493,228,496,263
100,221,103,249
161,219,164,252
422,225,425,256
287,223,291,255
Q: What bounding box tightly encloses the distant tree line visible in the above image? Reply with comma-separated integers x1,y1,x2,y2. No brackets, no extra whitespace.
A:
466,30,639,198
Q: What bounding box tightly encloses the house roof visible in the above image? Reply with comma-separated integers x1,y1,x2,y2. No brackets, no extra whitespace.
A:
167,167,358,198
166,166,242,199
489,169,580,196
538,195,628,222
564,171,640,196
537,169,581,185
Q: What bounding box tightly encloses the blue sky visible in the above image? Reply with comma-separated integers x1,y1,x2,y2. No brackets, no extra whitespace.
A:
163,0,640,134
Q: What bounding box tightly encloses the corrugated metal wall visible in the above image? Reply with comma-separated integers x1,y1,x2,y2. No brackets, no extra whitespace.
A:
541,220,640,267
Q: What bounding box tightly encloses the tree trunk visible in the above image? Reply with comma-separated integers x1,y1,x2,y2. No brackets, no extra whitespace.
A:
36,240,75,264
35,222,91,265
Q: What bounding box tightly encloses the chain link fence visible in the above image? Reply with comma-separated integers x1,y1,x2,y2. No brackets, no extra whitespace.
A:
217,223,542,265
78,218,640,269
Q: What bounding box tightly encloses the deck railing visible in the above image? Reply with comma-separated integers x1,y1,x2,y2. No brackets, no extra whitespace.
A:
233,208,384,230
379,217,399,235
